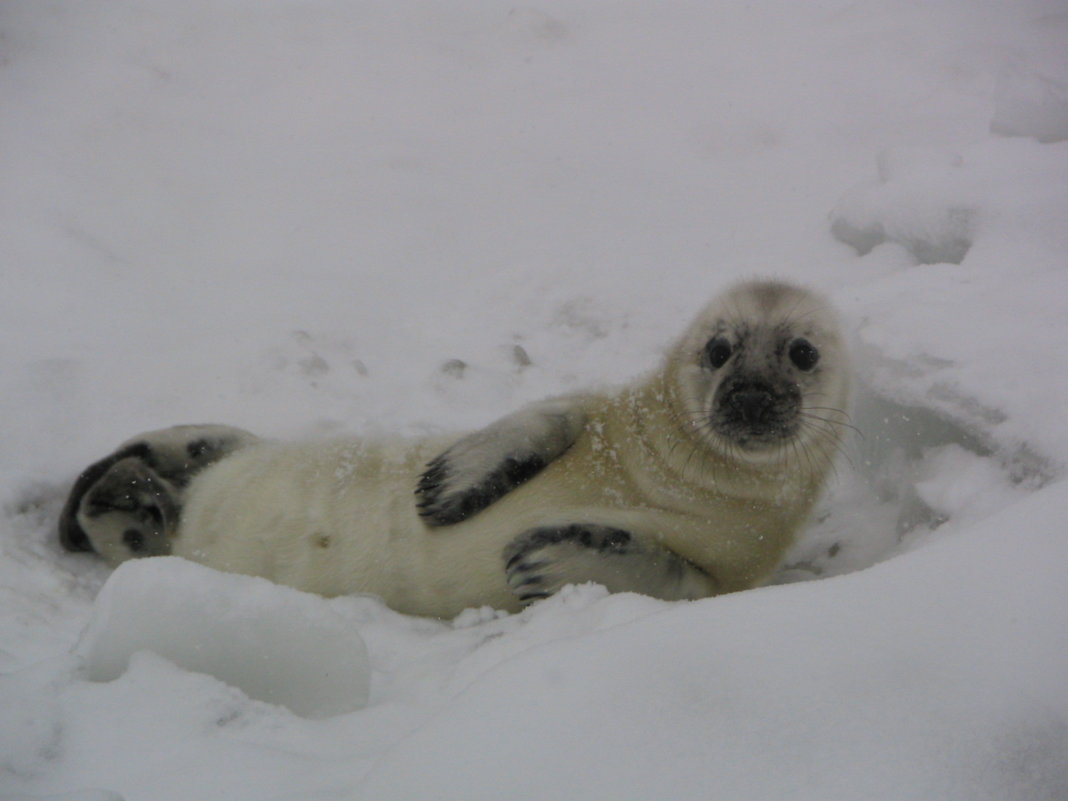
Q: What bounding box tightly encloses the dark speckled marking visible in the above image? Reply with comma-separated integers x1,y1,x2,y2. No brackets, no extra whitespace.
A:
416,452,547,526
59,427,255,556
186,439,211,459
57,443,152,552
517,591,552,602
505,523,633,572
504,524,636,604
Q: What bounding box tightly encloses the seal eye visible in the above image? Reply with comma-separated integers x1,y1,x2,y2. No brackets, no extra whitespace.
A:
123,528,145,553
704,336,733,369
788,338,819,371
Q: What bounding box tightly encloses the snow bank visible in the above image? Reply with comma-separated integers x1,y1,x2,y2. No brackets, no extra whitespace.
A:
74,558,370,718
830,136,1068,466
354,481,1068,801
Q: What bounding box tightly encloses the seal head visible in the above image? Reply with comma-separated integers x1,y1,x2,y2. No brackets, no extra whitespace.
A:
670,279,849,464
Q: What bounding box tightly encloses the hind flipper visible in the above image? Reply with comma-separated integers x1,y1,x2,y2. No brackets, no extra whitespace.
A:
59,424,259,562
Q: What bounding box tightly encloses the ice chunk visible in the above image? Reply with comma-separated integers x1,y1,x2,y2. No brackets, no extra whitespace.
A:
991,68,1068,143
74,558,370,718
830,147,975,265
830,189,974,264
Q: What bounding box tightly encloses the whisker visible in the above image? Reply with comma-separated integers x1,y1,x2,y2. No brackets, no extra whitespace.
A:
805,406,853,419
801,422,855,472
801,411,863,440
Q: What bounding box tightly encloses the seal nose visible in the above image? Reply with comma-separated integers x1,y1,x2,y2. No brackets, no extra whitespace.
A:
728,385,775,424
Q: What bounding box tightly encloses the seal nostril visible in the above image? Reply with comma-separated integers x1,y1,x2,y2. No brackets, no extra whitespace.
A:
729,387,775,424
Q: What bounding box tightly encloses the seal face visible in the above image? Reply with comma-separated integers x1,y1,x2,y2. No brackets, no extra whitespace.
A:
669,280,849,464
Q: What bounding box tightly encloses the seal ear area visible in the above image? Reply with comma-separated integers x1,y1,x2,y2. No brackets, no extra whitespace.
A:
57,443,152,553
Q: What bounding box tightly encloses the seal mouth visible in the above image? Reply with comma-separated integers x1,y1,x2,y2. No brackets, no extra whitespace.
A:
711,378,802,450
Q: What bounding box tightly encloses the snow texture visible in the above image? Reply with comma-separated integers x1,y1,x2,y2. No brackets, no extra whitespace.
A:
75,558,371,718
2,1,1067,800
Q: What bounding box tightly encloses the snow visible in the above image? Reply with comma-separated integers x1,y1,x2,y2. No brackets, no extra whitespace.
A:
75,558,371,719
992,66,1068,143
359,485,1068,801
2,1,1066,799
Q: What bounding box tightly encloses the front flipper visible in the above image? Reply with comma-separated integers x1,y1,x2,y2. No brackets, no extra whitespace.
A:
416,398,587,527
504,524,717,604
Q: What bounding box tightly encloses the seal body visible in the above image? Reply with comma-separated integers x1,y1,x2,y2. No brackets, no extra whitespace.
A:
61,280,851,618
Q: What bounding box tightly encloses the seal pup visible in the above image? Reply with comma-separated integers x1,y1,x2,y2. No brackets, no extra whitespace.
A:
59,279,851,618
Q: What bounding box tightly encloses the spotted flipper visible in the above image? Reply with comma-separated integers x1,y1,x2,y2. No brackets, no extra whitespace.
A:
504,523,717,604
59,424,258,563
416,398,586,527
